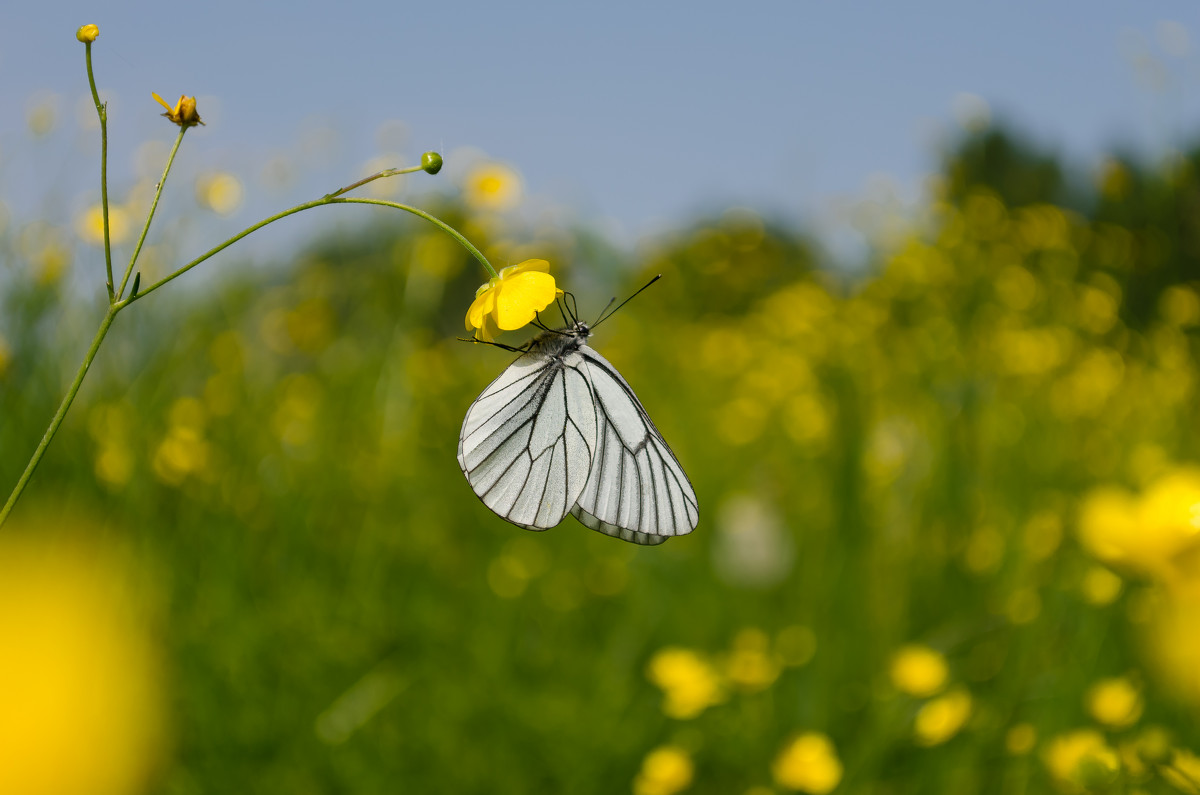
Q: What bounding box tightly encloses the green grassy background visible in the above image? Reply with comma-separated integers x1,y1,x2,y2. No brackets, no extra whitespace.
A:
3,127,1200,793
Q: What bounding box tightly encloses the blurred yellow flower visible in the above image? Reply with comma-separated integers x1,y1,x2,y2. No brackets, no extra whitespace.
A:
1164,749,1200,795
195,171,244,215
914,687,972,746
646,648,725,720
889,644,948,697
463,161,522,211
78,203,131,246
1086,677,1143,728
1080,565,1123,606
1006,723,1037,755
1143,590,1200,706
633,746,694,795
724,628,782,692
465,259,559,342
0,535,164,795
1077,469,1200,584
772,732,843,794
1043,730,1120,793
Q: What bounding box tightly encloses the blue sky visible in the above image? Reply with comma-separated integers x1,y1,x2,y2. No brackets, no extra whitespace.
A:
2,2,1197,267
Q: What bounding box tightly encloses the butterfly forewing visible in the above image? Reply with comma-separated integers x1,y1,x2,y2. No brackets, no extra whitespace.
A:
458,349,596,530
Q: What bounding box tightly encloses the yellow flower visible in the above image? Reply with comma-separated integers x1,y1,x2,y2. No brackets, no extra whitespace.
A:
465,259,559,342
1164,749,1200,795
1085,677,1143,728
463,161,522,211
724,628,782,692
633,746,694,795
152,92,204,127
0,534,165,795
1043,730,1120,793
914,687,972,746
1077,469,1200,583
646,648,725,720
772,732,843,794
889,644,948,697
76,24,99,43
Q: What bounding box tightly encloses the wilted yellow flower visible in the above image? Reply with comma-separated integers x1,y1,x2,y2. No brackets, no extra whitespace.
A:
465,259,559,342
152,92,204,127
1043,730,1120,793
890,644,948,697
1077,469,1200,583
0,535,164,795
1086,677,1143,728
76,24,99,43
646,648,725,720
463,161,522,211
633,746,694,795
914,687,972,746
772,732,843,794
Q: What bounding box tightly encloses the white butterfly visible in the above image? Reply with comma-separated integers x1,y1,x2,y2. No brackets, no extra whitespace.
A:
458,318,698,545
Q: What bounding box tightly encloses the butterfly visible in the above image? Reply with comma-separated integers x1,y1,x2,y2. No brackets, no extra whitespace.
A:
457,294,698,545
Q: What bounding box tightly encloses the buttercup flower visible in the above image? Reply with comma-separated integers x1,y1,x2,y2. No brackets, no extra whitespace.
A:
772,732,843,794
76,24,99,43
465,259,559,342
152,92,204,127
890,644,948,697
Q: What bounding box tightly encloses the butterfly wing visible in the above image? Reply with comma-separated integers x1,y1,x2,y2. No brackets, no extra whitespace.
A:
570,345,699,545
458,350,597,530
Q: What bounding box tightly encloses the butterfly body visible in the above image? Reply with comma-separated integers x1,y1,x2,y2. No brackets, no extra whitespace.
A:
459,321,698,545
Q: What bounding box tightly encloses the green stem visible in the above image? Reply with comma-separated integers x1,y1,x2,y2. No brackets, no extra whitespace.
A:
326,165,430,199
117,127,186,301
2,174,483,526
0,309,117,527
84,42,114,301
334,197,497,278
122,195,495,307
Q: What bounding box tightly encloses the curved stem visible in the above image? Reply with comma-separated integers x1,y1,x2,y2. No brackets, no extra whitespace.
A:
0,308,118,527
118,127,186,301
333,197,497,278
83,42,114,301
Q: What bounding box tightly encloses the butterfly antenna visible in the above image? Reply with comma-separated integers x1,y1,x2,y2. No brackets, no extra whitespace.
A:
567,291,580,324
593,274,662,327
457,337,528,353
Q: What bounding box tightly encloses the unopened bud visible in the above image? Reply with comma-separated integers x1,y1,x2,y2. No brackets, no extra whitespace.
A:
76,24,99,43
421,151,443,175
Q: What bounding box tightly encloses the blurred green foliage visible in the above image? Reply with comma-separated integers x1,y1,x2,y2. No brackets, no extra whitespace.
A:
3,125,1200,794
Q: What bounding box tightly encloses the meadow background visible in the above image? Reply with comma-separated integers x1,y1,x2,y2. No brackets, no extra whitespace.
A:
4,12,1200,795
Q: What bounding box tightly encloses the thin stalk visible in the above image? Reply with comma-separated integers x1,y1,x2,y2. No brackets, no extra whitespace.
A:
0,309,117,526
117,127,186,300
333,197,497,278
83,42,114,301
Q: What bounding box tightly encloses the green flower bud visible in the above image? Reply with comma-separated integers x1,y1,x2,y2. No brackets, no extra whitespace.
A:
421,151,443,175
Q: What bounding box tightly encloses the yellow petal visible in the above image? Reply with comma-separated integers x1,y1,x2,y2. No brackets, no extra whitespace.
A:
495,272,557,330
465,286,497,331
499,259,550,280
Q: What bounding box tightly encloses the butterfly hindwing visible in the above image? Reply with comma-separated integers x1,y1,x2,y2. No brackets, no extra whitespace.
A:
569,345,699,544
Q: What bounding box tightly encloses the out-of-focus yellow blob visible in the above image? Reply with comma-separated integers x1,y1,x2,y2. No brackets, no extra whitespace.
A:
1043,730,1120,793
462,161,522,211
78,203,131,246
772,732,843,794
890,644,948,697
195,172,244,216
646,648,725,720
0,535,165,795
633,746,693,795
1085,677,1143,728
913,687,972,746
